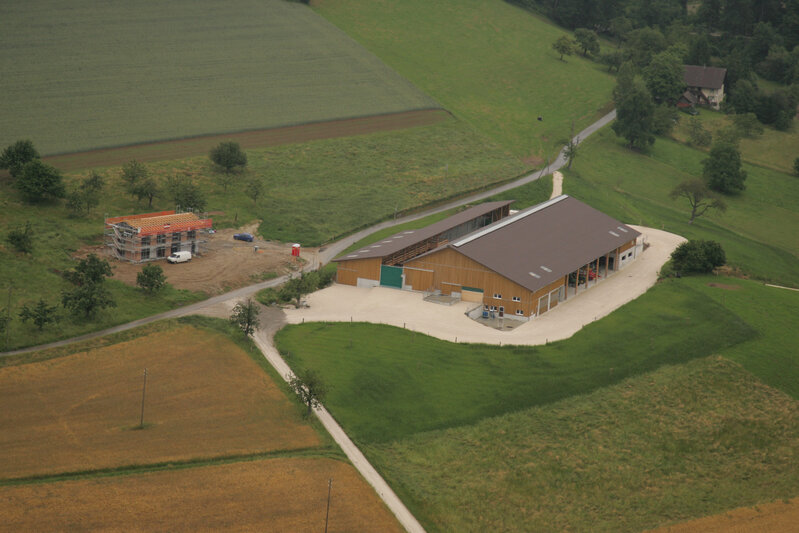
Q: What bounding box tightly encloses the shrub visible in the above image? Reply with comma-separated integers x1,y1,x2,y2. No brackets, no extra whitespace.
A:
6,222,33,253
670,240,726,275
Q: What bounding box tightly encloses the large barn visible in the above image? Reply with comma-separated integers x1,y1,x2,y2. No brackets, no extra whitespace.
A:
334,195,641,320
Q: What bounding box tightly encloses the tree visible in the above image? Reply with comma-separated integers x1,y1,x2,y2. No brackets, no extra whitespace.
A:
133,177,159,207
0,310,9,338
6,222,33,253
64,254,113,286
0,140,40,178
669,179,727,224
562,122,579,169
624,27,667,68
288,369,328,416
62,283,116,318
552,36,575,61
643,51,685,104
670,240,726,274
599,49,625,72
687,117,712,147
210,141,247,191
574,28,599,57
612,78,656,150
230,298,260,337
727,80,759,115
166,175,207,211
120,160,148,198
19,299,58,330
652,104,679,135
732,113,764,138
136,263,167,294
245,177,264,205
61,254,116,318
686,34,712,66
702,141,747,194
794,157,799,176
16,160,66,203
279,271,321,308
67,171,105,216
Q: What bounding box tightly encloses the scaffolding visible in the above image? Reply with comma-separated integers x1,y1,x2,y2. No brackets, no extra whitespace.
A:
104,209,213,263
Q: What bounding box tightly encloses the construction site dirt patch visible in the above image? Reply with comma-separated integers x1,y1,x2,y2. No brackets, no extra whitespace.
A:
0,326,320,479
44,109,449,172
648,496,799,533
0,457,403,533
707,282,741,290
79,222,304,295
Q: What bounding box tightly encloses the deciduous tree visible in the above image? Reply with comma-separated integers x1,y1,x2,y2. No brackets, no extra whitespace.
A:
669,179,727,224
229,298,260,337
552,36,575,61
19,299,58,330
574,28,599,57
6,222,33,254
136,263,167,294
612,77,656,150
289,369,328,416
702,141,747,194
120,160,148,198
167,175,207,211
245,177,264,205
0,140,40,177
670,240,726,274
61,254,116,318
687,117,712,147
133,177,159,208
16,160,66,203
210,142,247,191
643,51,685,104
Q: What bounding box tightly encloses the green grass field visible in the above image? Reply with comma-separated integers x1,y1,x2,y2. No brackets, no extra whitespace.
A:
365,355,799,532
0,0,437,155
276,276,799,531
275,280,756,443
563,128,799,287
315,0,616,160
670,110,799,175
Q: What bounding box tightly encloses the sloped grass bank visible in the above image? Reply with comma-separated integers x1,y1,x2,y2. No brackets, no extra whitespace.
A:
563,129,799,287
315,0,615,160
275,281,756,443
365,356,799,532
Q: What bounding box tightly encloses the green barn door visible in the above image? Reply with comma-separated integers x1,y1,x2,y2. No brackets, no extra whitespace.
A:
380,265,403,288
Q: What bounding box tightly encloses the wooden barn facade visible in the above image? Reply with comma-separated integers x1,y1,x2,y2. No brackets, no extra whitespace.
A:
334,196,641,320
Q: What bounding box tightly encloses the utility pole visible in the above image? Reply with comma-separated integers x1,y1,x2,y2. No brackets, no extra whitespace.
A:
139,368,148,428
324,478,332,533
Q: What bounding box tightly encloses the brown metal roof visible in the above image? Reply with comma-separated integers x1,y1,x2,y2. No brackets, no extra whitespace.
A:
431,195,640,293
334,200,513,262
684,65,726,90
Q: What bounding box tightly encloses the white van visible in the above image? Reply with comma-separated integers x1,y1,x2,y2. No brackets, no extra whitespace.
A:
167,251,192,263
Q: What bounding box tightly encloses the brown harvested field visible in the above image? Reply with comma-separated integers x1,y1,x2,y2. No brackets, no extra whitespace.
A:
79,222,303,294
649,496,799,533
0,457,403,533
43,109,450,172
0,326,320,479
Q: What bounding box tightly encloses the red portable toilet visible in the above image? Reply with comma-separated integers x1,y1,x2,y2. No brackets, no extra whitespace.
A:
291,243,301,257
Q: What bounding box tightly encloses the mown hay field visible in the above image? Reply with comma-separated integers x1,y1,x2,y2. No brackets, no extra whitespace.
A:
0,0,437,155
0,457,402,533
365,356,799,532
0,326,320,479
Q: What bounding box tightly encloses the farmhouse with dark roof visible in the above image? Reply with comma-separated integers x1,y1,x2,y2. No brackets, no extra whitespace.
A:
681,65,727,110
334,196,641,320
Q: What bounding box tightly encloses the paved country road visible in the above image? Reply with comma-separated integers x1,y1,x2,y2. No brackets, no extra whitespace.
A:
0,110,616,533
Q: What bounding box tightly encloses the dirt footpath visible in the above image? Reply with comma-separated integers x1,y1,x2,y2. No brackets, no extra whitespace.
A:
81,223,305,295
285,226,685,346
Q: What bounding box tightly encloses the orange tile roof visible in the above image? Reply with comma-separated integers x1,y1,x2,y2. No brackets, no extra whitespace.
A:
106,211,212,236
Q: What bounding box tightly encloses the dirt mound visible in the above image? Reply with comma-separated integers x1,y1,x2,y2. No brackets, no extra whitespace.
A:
79,222,306,295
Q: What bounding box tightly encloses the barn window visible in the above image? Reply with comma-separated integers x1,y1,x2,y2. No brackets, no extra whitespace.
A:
493,293,502,299
515,309,523,316
512,296,521,302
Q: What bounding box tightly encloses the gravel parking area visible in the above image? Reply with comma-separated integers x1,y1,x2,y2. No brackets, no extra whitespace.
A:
285,226,685,345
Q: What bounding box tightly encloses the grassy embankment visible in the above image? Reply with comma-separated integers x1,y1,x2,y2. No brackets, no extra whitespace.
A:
669,109,799,175
315,0,616,161
562,128,799,287
1,119,525,351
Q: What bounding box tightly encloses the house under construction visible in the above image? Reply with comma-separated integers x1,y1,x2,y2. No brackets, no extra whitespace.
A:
104,210,213,263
